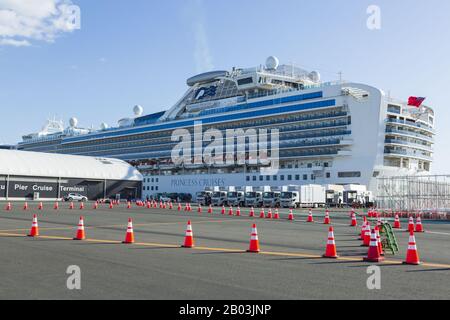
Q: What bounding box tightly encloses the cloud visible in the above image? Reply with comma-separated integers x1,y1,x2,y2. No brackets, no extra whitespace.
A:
189,0,213,73
0,0,79,46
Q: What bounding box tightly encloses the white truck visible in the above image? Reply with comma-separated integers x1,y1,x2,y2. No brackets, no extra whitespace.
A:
244,186,263,207
324,184,344,207
280,185,301,208
343,184,374,208
263,186,281,208
299,184,326,208
196,187,213,205
211,187,228,206
227,186,246,207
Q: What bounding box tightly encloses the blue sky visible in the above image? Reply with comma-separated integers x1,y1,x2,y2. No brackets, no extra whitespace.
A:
0,0,449,173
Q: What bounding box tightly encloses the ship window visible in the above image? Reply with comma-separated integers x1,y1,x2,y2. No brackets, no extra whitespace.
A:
238,77,253,86
259,176,264,181
246,176,250,181
295,175,300,180
288,175,292,181
326,172,331,178
273,175,278,181
266,176,270,181
253,176,257,181
303,175,308,180
280,175,285,181
338,171,361,178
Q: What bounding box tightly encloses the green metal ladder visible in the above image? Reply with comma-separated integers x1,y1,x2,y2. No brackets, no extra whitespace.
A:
379,223,399,255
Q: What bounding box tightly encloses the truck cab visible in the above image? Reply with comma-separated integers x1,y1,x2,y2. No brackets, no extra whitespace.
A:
211,191,228,206
280,191,300,208
245,191,263,207
227,191,245,207
263,191,281,208
196,191,212,205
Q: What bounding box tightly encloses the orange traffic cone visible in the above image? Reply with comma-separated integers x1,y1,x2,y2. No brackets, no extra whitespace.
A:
407,216,415,232
178,203,182,211
259,208,265,218
54,202,59,210
73,216,86,240
127,201,131,209
288,209,294,221
188,203,192,212
38,202,43,210
208,205,213,214
147,201,151,209
273,209,279,219
169,202,173,210
163,202,167,209
5,202,11,211
93,202,98,209
403,230,421,265
307,209,314,223
249,207,255,217
362,222,371,247
363,228,384,262
160,201,163,209
236,206,241,217
323,226,338,258
266,208,273,219
394,214,401,229
221,205,226,215
323,210,331,224
360,217,367,240
109,202,114,209
350,212,357,227
23,202,28,210
28,214,39,237
247,224,260,253
79,202,84,210
198,204,202,214
122,218,135,244
415,216,424,233
228,206,234,216
376,226,384,256
69,202,74,210
182,221,194,248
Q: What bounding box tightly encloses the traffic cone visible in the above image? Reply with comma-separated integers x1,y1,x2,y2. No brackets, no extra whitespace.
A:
109,202,114,209
247,224,260,253
208,205,213,214
407,217,415,232
393,214,401,229
221,205,226,215
259,208,265,218
288,209,294,221
182,220,194,248
376,226,384,256
38,202,43,210
127,201,131,209
54,202,59,210
273,209,279,219
159,201,163,209
350,212,357,227
93,202,98,209
307,209,314,223
69,202,74,210
147,201,151,209
5,202,11,211
323,226,338,258
169,202,173,210
415,216,424,233
178,203,182,211
362,222,371,247
28,214,39,237
198,204,202,214
236,206,241,217
188,203,192,212
323,210,331,224
184,203,188,211
403,230,420,265
122,218,135,244
79,202,84,210
228,206,234,216
363,229,384,262
249,207,255,217
23,202,28,210
266,208,273,219
73,216,86,240
163,202,167,209
360,217,367,240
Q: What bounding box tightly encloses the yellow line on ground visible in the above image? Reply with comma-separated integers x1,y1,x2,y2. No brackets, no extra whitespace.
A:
1,231,449,269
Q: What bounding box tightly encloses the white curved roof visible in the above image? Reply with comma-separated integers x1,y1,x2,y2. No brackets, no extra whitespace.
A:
0,150,142,181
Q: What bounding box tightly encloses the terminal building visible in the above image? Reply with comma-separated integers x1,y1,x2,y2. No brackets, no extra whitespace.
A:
0,150,142,201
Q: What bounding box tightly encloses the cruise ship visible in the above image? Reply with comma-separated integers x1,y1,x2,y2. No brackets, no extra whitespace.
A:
17,56,435,198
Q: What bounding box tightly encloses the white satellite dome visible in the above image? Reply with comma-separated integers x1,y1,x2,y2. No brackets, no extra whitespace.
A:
69,117,78,128
309,71,321,82
265,56,279,70
133,105,144,116
100,122,109,130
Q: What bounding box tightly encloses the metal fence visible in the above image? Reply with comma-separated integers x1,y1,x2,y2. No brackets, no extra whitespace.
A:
376,175,450,212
